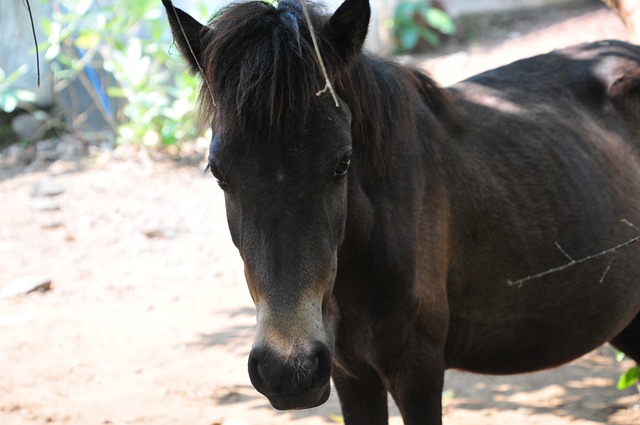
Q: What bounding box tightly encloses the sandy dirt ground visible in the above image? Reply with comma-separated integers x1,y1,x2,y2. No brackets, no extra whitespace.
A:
1,2,640,425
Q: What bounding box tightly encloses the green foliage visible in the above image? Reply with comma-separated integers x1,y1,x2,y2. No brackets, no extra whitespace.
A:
0,65,37,113
41,0,204,146
392,0,455,53
617,366,640,390
614,349,640,390
328,414,344,423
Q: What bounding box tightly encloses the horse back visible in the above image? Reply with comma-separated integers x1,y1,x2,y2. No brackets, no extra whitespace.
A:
458,40,640,135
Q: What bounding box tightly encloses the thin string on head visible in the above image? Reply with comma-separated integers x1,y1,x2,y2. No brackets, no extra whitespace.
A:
167,1,217,108
299,0,340,107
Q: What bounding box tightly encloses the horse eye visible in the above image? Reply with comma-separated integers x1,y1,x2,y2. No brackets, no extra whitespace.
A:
335,154,351,178
207,163,227,187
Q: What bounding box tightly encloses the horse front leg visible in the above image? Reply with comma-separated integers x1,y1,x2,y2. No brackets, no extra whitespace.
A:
333,360,389,425
384,343,446,424
377,328,445,425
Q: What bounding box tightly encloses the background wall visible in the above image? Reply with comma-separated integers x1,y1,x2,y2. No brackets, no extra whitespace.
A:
442,0,591,17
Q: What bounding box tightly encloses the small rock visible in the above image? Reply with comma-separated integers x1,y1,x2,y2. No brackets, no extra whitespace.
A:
31,178,65,197
29,198,61,211
35,139,61,161
1,276,52,298
142,225,177,239
143,228,166,238
57,137,87,161
40,219,63,229
0,143,35,167
11,113,49,142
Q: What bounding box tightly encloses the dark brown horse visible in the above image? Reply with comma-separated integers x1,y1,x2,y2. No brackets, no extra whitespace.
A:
163,0,640,423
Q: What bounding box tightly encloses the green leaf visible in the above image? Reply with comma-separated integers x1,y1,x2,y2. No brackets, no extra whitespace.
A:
400,26,420,51
127,38,143,62
40,18,52,36
197,3,209,21
419,27,440,46
617,366,640,390
76,0,94,16
425,8,456,35
47,20,62,43
0,95,18,113
56,55,75,69
384,18,395,30
1,65,29,87
75,32,100,49
106,86,126,97
144,8,162,21
395,2,418,19
95,13,108,32
442,388,456,400
46,44,61,61
15,90,37,103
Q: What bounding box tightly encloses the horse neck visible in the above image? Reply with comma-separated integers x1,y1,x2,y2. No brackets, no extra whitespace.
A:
336,54,458,178
335,55,460,289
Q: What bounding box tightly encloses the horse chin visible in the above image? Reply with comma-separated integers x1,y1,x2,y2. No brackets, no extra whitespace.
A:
268,384,331,411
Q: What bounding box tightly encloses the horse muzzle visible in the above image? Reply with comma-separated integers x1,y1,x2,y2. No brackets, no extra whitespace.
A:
248,341,333,410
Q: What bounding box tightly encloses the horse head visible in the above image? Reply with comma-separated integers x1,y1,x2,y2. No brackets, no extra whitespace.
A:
163,0,370,410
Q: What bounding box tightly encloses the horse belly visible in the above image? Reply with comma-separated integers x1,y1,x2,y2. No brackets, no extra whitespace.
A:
446,262,640,374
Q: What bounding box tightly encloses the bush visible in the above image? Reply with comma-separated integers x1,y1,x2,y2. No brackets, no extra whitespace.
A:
42,0,207,147
392,0,456,53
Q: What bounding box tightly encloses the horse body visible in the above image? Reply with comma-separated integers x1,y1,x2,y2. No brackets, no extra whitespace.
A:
443,43,640,372
163,0,640,422
329,41,640,422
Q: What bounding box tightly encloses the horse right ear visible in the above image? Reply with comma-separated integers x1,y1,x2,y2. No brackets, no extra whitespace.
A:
323,0,371,62
162,0,213,74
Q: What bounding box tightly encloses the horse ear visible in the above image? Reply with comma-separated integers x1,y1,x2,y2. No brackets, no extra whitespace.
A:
162,0,212,73
324,0,371,61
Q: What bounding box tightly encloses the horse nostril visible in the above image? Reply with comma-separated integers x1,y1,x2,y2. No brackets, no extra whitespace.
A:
257,358,277,389
297,354,319,390
294,344,332,389
248,348,271,394
312,343,332,383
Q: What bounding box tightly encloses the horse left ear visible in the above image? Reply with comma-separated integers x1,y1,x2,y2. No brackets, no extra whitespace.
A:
162,0,213,74
323,0,371,61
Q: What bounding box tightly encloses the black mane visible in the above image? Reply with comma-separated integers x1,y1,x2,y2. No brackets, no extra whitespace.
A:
199,0,453,174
